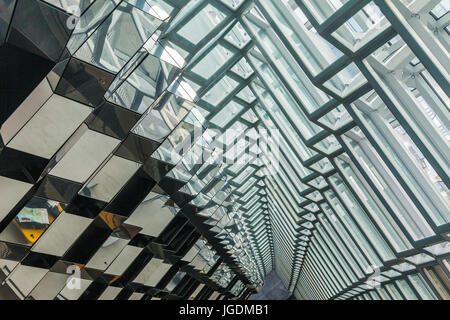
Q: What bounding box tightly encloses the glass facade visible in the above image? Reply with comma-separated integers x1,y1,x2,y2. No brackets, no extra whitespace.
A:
0,0,448,300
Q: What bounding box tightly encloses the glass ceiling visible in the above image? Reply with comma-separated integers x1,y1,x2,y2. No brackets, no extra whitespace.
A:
0,0,449,300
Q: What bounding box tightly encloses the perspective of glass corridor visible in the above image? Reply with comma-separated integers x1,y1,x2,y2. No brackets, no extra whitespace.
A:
0,0,448,300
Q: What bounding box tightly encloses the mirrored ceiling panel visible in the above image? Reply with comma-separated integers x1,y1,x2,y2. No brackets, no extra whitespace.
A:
0,0,449,301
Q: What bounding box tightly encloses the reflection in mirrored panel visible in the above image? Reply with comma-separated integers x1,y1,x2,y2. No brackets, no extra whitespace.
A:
107,53,180,114
74,2,163,73
134,258,172,286
48,127,121,183
151,110,205,165
85,236,129,271
43,0,94,15
104,244,143,277
0,197,64,246
7,94,92,159
28,271,69,300
4,265,48,299
1,0,449,300
0,177,33,222
164,271,186,292
132,93,194,142
125,191,178,237
80,155,141,202
176,3,227,45
31,212,92,257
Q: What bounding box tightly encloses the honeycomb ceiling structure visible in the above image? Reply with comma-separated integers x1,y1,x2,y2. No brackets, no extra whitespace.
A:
0,0,449,300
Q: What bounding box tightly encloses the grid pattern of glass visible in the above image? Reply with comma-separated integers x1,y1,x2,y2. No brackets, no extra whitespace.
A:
0,0,448,300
